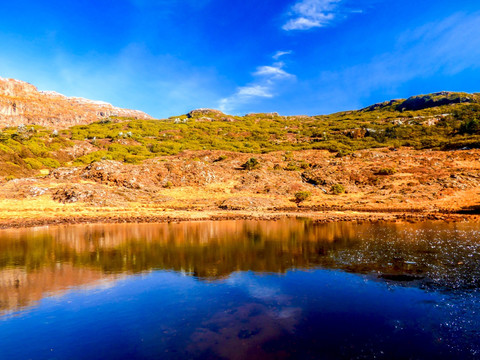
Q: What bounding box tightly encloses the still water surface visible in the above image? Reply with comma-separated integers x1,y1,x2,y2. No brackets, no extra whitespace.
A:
0,219,479,359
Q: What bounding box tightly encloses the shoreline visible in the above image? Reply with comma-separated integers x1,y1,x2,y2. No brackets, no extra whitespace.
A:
1,209,478,230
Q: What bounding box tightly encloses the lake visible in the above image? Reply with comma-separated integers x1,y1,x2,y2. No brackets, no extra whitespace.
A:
0,219,479,359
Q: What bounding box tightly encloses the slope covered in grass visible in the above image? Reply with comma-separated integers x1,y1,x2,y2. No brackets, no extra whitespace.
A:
1,92,480,179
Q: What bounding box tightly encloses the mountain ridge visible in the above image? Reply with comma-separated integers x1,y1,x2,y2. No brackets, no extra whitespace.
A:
360,91,480,113
0,77,153,129
2,77,480,130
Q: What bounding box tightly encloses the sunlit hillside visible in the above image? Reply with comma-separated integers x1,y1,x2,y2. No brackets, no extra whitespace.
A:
1,91,479,179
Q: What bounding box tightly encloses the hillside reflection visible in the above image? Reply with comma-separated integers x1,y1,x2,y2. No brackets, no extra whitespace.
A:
1,219,479,314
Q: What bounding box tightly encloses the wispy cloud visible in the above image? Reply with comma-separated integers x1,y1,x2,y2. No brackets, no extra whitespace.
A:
219,58,295,113
254,63,294,79
283,0,342,31
237,85,273,98
273,50,293,60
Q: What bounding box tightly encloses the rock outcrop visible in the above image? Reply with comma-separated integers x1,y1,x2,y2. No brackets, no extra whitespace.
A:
187,108,225,118
0,77,153,128
362,91,480,112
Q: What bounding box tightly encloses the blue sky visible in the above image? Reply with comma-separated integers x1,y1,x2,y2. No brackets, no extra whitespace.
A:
1,0,480,118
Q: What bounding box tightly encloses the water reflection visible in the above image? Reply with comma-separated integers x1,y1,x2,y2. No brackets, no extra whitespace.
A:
1,220,480,315
0,220,479,359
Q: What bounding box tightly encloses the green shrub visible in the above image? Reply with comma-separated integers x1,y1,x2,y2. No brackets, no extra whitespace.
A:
124,155,141,164
0,132,9,142
331,184,345,195
214,155,228,162
241,157,260,170
24,158,44,170
376,168,397,175
5,161,20,168
335,150,352,158
294,191,311,205
39,158,61,168
23,140,48,156
283,151,293,161
285,161,300,171
460,118,480,134
0,143,13,153
150,143,163,153
299,160,311,169
73,150,112,164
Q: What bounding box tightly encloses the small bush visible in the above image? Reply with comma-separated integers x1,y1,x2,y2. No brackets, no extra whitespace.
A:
331,184,345,195
299,160,311,169
24,158,43,170
241,157,260,170
294,191,311,204
460,118,480,134
335,150,352,158
285,160,310,171
0,132,9,142
124,155,141,164
39,158,61,168
376,167,397,175
214,155,228,162
285,161,300,171
283,151,293,161
163,181,173,188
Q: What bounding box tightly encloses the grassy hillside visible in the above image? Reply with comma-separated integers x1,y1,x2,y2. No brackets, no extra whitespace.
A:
1,91,480,179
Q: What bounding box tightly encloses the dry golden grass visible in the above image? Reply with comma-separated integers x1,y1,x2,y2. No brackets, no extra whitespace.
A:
1,148,480,228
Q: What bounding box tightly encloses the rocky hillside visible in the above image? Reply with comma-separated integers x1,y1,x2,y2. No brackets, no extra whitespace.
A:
0,77,153,129
362,91,480,112
1,148,479,217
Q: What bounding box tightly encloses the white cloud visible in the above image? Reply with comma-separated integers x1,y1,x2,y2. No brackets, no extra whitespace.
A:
219,59,296,113
254,63,295,79
273,50,293,60
283,0,341,31
237,85,273,98
284,17,330,31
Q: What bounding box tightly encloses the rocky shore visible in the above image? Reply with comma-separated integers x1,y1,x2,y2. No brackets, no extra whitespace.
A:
0,208,478,230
